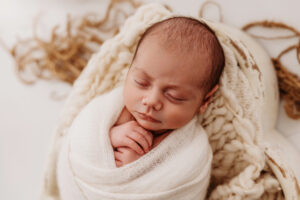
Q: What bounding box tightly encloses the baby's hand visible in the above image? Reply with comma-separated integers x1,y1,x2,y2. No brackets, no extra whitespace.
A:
109,121,153,155
114,147,142,167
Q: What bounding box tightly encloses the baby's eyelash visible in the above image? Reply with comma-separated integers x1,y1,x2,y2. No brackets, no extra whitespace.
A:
172,97,186,102
174,98,186,101
166,94,186,102
134,79,148,87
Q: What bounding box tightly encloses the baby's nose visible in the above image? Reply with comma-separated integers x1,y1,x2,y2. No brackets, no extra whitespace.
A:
142,90,163,111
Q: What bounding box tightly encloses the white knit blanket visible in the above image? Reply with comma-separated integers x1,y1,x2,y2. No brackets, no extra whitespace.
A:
57,86,213,200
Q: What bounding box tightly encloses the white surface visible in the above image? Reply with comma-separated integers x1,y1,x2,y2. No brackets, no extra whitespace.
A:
0,0,299,199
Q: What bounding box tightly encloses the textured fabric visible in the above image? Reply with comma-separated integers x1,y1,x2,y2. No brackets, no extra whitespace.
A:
40,3,300,200
57,86,212,200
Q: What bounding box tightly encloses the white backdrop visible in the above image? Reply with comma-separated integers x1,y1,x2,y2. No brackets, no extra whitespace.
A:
0,0,300,199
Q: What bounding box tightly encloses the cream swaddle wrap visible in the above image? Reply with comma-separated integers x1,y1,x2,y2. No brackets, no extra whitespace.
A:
57,86,212,200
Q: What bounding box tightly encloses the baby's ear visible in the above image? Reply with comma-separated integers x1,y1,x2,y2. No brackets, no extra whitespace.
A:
198,84,219,114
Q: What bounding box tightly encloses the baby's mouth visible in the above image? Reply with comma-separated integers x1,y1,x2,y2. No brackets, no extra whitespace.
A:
137,112,161,123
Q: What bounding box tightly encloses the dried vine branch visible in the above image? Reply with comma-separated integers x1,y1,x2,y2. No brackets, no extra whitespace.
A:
9,0,142,85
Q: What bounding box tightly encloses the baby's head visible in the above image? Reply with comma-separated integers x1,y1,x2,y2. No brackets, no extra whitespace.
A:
123,16,225,133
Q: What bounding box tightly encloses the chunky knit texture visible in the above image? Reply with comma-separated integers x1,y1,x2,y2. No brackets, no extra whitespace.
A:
41,3,300,200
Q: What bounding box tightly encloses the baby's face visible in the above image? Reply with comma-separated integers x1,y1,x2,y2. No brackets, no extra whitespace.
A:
123,37,209,132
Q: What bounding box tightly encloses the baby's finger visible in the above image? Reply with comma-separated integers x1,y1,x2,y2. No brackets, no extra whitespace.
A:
114,150,122,161
115,160,122,168
128,131,150,153
124,138,144,155
116,147,127,153
134,126,153,147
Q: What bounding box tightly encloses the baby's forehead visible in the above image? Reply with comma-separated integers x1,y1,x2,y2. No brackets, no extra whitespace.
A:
133,60,209,93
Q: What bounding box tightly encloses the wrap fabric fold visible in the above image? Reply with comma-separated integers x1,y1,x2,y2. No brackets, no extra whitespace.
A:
57,86,212,200
41,3,300,200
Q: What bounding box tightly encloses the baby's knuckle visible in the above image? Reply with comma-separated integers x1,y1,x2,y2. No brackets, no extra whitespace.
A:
147,131,153,138
128,140,137,147
135,132,143,140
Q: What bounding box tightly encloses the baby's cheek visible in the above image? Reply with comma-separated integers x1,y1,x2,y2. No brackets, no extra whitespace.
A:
164,106,193,128
124,87,135,108
124,85,142,110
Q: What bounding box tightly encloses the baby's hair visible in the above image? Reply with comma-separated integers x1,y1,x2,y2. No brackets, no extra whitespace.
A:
132,16,225,95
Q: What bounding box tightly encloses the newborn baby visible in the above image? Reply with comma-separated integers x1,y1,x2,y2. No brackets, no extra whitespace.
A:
109,16,224,167
57,16,225,200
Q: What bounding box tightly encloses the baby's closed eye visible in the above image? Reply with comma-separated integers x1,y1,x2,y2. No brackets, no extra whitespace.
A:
134,79,149,88
165,93,187,102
